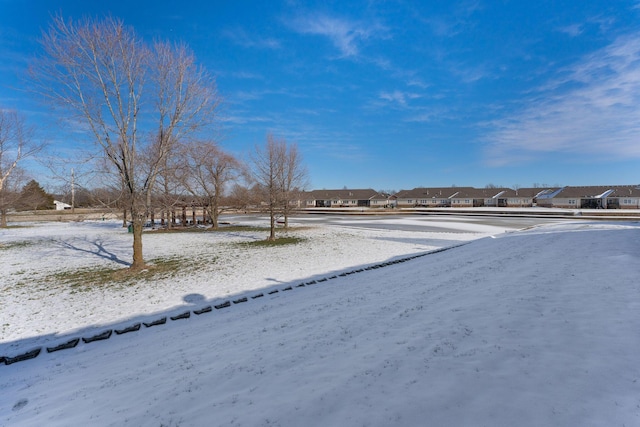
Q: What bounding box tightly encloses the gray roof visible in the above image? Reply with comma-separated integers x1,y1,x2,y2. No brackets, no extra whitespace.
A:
394,187,471,199
303,189,381,201
553,185,640,199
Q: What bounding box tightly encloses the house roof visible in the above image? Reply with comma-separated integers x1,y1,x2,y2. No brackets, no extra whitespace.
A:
303,189,381,201
511,188,561,198
394,187,471,199
553,185,640,199
450,188,509,199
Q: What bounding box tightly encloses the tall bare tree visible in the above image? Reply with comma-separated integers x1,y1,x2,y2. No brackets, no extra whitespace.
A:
0,110,42,227
251,134,286,241
32,16,220,269
181,141,242,229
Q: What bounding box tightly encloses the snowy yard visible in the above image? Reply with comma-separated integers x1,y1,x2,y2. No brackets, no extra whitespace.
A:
1,216,639,426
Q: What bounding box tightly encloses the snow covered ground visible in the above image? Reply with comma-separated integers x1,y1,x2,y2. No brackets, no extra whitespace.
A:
1,216,639,426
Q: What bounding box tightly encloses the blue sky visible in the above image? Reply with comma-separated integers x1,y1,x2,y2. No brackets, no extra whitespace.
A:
1,0,640,191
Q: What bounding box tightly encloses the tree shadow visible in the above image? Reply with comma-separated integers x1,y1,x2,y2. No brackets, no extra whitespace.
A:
50,237,131,267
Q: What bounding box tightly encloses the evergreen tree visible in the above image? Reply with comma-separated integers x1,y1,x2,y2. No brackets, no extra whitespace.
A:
18,180,53,211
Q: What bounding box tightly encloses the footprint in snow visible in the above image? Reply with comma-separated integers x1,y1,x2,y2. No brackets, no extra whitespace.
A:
12,398,28,411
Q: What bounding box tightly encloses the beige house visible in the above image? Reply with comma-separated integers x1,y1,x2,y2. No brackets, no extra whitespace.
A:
537,186,640,209
450,188,511,208
394,187,467,208
504,188,558,207
369,193,396,208
301,189,382,208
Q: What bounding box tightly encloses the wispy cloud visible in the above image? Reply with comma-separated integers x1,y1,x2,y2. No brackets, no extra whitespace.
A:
557,23,583,37
407,78,430,89
418,0,482,38
484,34,640,166
221,114,272,125
287,13,382,58
231,71,264,80
378,90,421,108
222,27,281,50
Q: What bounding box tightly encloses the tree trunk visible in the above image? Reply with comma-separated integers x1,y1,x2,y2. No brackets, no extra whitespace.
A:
211,201,219,229
268,204,276,241
284,205,289,228
131,217,145,269
0,208,7,228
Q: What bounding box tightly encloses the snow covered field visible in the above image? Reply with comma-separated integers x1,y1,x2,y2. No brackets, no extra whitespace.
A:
1,216,639,426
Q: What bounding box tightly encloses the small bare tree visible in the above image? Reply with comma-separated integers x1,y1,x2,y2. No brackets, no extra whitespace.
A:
227,183,253,213
250,134,307,238
32,16,220,269
279,142,308,228
251,134,286,241
0,110,42,227
181,141,243,229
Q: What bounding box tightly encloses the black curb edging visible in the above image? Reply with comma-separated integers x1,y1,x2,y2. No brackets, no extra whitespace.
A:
4,348,41,365
143,317,167,328
170,311,191,321
46,338,80,353
2,243,470,366
193,306,212,315
82,330,113,344
115,323,141,335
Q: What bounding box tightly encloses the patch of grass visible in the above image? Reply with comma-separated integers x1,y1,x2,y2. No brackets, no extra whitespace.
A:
237,236,306,248
212,225,269,233
45,255,213,289
0,241,34,250
150,224,268,234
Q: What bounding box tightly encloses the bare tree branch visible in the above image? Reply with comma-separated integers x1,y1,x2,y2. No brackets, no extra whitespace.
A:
0,110,44,227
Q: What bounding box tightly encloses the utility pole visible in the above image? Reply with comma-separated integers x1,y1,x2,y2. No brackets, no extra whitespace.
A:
71,168,75,213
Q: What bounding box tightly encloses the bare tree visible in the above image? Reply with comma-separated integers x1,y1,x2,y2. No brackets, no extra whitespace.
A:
0,110,42,227
32,16,220,269
279,142,308,228
250,134,308,238
251,134,286,241
181,141,243,229
145,41,221,227
227,183,253,213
